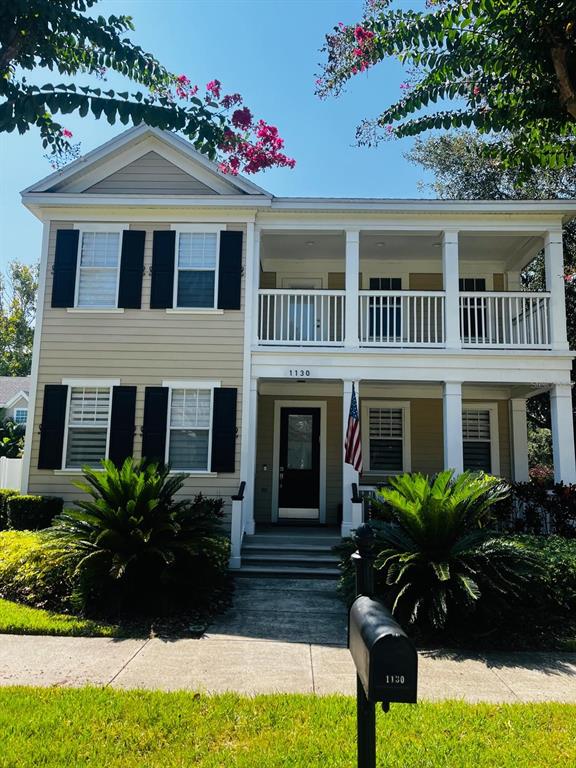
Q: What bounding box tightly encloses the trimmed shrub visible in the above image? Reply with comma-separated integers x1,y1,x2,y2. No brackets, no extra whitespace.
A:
0,489,19,530
492,482,576,537
7,495,64,531
0,530,79,611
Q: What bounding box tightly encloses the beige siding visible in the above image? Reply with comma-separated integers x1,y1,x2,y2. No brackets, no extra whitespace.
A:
254,395,342,524
27,221,246,519
493,273,506,291
85,152,219,195
409,273,443,290
328,272,345,290
260,272,276,289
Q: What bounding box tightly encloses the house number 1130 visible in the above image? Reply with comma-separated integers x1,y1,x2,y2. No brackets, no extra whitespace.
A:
288,369,311,378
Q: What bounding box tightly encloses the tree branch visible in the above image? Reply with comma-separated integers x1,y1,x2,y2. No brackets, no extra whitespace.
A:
550,44,576,120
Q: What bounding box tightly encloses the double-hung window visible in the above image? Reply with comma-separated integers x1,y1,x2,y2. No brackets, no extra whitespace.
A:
363,402,410,474
65,386,112,468
462,407,498,474
75,229,123,308
167,387,213,470
175,231,219,308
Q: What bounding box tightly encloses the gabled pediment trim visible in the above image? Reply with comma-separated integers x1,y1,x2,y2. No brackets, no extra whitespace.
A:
21,125,272,198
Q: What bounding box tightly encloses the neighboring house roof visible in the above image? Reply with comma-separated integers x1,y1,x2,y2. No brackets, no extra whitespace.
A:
0,377,31,409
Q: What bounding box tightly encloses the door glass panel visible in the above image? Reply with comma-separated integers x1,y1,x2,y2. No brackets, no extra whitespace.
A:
286,414,313,469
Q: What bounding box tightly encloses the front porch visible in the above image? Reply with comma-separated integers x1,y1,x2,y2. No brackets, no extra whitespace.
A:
229,376,576,568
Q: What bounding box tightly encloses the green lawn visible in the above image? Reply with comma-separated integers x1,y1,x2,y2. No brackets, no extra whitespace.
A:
0,688,575,767
0,598,119,637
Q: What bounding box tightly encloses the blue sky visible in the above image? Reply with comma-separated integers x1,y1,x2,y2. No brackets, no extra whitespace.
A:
0,0,433,269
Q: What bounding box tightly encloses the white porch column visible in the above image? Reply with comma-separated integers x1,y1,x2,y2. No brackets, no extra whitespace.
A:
544,230,569,350
550,384,576,484
345,230,360,348
443,381,463,473
442,230,461,349
342,379,361,537
510,398,530,482
242,378,259,537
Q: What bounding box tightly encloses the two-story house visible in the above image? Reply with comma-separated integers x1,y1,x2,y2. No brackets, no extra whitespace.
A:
20,126,576,575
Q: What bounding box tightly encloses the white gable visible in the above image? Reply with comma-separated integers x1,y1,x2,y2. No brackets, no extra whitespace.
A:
23,126,272,198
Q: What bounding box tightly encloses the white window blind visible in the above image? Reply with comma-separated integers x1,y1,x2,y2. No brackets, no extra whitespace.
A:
368,408,403,472
176,233,218,308
462,410,491,441
462,409,492,472
77,232,120,308
168,388,211,470
65,387,111,468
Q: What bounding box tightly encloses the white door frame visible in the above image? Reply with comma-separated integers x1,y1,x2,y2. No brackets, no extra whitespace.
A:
271,399,327,523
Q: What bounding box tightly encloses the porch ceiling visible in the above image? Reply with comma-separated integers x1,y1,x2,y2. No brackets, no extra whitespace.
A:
260,230,544,270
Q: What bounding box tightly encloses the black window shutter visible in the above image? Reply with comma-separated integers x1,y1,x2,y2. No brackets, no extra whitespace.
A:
141,387,169,465
211,387,237,472
118,231,145,309
51,230,79,308
108,386,137,467
37,385,68,469
217,230,243,310
150,231,175,309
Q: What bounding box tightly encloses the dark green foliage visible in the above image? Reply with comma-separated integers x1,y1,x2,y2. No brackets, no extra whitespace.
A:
7,495,63,531
492,481,576,537
369,471,533,633
48,458,228,614
0,418,26,458
0,261,38,377
319,1,576,173
0,488,18,529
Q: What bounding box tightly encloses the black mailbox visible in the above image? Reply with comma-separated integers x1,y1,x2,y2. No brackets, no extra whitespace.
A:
349,595,418,704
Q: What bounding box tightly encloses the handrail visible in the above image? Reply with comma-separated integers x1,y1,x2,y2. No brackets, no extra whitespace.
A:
351,482,362,504
232,481,246,501
258,288,346,296
459,290,551,298
359,289,445,297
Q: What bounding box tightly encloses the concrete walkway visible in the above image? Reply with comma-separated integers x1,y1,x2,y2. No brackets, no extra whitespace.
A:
1,578,575,702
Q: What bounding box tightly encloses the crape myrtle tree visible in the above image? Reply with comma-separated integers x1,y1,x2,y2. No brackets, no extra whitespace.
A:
317,0,576,174
0,0,295,175
406,131,576,442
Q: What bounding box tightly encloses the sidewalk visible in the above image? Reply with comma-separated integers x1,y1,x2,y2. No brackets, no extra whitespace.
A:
0,578,575,702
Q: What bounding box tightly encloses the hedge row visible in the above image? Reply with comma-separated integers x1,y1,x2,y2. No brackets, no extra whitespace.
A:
0,490,63,531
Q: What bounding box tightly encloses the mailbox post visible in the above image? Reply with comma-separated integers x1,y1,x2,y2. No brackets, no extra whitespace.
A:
349,523,418,768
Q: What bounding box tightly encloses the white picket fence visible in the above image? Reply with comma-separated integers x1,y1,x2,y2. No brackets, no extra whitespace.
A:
0,457,23,491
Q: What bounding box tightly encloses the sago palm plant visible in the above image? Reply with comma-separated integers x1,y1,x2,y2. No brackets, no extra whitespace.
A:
370,470,537,633
48,458,225,613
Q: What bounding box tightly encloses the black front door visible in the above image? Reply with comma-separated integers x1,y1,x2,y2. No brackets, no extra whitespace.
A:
278,407,320,519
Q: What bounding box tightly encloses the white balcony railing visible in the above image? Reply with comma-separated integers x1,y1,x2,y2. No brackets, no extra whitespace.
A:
256,288,553,350
359,291,445,347
459,291,551,348
258,289,345,345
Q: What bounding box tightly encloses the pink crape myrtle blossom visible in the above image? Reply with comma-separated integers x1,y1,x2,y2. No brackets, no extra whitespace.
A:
60,128,73,138
232,107,253,130
206,79,222,100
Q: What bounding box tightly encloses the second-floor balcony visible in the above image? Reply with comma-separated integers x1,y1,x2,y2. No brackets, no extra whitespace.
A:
254,227,565,353
257,289,552,349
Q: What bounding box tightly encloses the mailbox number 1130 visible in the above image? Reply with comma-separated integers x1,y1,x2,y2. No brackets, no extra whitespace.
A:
385,674,405,685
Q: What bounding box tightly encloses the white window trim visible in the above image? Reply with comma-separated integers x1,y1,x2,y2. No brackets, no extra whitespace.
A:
171,224,226,310
462,402,500,475
73,224,128,310
361,400,411,475
162,380,220,474
61,381,116,471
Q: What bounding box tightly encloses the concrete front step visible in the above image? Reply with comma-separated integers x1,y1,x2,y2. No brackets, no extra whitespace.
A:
246,536,342,548
242,554,340,569
235,565,341,579
242,544,340,557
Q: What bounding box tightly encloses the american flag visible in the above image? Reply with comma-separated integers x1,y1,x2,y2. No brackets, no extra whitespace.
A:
345,383,362,472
